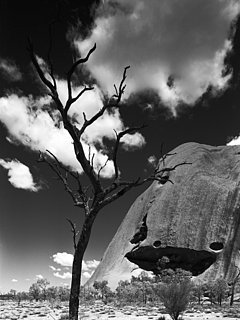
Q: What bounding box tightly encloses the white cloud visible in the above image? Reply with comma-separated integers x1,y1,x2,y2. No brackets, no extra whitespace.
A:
11,279,18,282
52,252,73,267
51,253,99,282
0,90,145,179
36,274,44,280
82,259,100,271
52,269,95,283
227,137,240,146
25,278,30,281
53,272,72,279
49,265,61,272
0,58,22,81
0,158,40,191
147,155,157,167
82,259,100,284
55,78,146,153
75,0,239,109
121,132,146,151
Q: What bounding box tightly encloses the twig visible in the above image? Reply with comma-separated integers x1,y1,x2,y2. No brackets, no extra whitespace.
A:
97,158,109,181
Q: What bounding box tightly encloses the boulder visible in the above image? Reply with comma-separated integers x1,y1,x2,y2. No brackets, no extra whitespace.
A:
87,142,240,289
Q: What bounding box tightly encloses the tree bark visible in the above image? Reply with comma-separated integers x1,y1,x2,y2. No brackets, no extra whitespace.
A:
230,283,235,306
69,254,82,320
69,213,97,320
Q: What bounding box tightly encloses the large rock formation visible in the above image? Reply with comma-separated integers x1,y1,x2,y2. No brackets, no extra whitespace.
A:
87,142,240,289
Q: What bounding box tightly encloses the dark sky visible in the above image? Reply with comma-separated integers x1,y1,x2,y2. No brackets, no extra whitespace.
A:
0,0,240,292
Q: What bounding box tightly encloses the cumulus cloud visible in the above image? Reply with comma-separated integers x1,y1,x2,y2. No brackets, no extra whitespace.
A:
52,270,94,283
53,272,72,279
52,252,73,267
0,158,40,191
121,132,146,151
36,274,43,280
0,58,22,81
82,259,100,271
75,0,239,109
52,252,100,271
49,265,61,272
51,252,99,283
11,279,18,282
0,88,145,178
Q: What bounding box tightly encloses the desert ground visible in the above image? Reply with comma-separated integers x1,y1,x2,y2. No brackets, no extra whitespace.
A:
1,300,240,320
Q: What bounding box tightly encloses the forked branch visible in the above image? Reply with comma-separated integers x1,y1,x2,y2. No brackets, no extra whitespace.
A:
29,40,190,219
113,65,130,103
29,41,133,197
38,151,87,210
65,44,96,112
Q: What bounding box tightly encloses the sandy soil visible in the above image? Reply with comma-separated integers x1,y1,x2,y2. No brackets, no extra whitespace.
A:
0,301,240,320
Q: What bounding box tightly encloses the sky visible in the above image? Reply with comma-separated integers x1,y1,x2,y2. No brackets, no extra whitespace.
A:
0,0,240,293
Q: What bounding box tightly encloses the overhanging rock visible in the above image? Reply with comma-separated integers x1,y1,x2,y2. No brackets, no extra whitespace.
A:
87,142,240,289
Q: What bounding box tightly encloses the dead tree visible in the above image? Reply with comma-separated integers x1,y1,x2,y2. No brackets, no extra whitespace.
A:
28,41,189,320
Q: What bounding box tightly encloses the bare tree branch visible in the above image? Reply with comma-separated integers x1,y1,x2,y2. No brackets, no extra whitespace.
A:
29,40,98,191
38,151,86,209
65,86,94,113
47,23,57,90
159,143,177,168
100,179,141,209
67,43,96,87
27,39,64,113
28,39,55,92
97,158,109,181
112,125,147,180
102,161,191,202
46,0,61,91
66,43,96,111
77,66,131,138
66,218,78,250
113,65,130,103
29,42,133,197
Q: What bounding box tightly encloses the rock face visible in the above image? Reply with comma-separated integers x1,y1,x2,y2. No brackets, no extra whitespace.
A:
87,142,240,289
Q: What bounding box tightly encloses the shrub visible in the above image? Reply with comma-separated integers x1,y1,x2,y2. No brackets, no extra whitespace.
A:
157,269,192,320
159,280,192,320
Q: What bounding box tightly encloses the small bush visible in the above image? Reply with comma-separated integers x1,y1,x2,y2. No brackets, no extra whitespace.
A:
159,279,192,320
158,316,166,320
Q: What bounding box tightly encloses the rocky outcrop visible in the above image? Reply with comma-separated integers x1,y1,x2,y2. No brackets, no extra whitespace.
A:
87,142,240,289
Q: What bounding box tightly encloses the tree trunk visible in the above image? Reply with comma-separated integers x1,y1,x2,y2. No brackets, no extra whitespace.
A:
68,213,97,320
230,283,235,306
69,254,83,320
